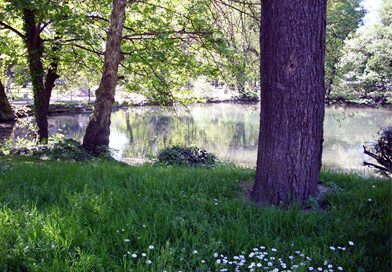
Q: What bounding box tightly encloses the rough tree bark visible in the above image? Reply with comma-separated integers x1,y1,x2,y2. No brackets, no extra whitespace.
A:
23,9,59,143
82,0,127,154
251,0,327,205
0,80,16,122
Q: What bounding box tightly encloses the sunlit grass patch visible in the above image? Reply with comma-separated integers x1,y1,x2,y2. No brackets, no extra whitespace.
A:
0,159,390,271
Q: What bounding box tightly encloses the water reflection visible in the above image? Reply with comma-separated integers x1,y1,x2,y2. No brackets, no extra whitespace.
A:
4,103,392,174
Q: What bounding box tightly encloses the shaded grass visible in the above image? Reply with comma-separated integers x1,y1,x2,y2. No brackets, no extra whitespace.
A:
0,159,390,271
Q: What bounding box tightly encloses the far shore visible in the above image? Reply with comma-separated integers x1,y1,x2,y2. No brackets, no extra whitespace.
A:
6,95,391,120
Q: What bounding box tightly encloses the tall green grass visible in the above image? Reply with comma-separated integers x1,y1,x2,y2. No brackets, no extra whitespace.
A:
0,159,390,271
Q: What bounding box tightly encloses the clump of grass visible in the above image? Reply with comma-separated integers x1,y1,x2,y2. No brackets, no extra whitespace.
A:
0,159,390,271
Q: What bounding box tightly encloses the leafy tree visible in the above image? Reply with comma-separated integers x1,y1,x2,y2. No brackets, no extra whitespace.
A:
0,17,23,122
211,0,260,100
325,0,365,95
82,0,127,154
252,0,327,205
0,0,104,142
334,0,392,102
83,0,232,153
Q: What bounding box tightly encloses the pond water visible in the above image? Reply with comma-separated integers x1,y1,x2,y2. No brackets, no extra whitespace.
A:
3,103,392,174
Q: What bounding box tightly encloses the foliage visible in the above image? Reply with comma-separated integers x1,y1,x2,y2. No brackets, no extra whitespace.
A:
1,0,386,109
0,160,390,271
334,0,392,103
210,0,260,98
325,0,365,94
157,145,216,167
363,127,392,178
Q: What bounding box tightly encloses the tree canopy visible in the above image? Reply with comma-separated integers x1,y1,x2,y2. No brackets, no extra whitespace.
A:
334,0,392,103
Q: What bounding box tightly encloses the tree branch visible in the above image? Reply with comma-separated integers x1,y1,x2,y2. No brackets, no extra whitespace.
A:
0,21,25,38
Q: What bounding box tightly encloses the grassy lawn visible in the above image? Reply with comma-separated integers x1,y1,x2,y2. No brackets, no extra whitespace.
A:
0,159,390,271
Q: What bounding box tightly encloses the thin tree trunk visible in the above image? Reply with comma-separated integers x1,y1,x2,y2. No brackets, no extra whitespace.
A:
82,0,127,154
0,80,16,122
251,0,327,205
6,65,13,100
23,9,59,143
326,59,337,97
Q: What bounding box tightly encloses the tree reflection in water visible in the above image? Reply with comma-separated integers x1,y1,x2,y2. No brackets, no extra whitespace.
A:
2,103,391,174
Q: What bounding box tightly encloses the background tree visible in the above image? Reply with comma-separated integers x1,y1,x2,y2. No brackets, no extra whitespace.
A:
83,0,232,153
334,0,392,103
325,0,365,95
252,0,327,205
82,0,127,154
0,0,103,142
0,41,17,122
0,80,15,122
211,0,260,100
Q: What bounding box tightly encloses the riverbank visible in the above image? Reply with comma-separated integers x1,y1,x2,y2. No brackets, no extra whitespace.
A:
0,158,390,271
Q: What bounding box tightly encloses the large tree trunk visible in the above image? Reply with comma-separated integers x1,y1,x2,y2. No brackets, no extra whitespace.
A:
0,80,16,122
251,0,327,205
23,9,59,143
82,0,127,154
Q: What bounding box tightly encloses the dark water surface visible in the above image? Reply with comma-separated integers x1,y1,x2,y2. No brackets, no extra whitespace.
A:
4,103,391,174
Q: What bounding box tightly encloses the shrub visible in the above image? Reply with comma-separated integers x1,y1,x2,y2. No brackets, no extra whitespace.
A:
363,127,392,178
157,146,216,167
6,139,97,162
